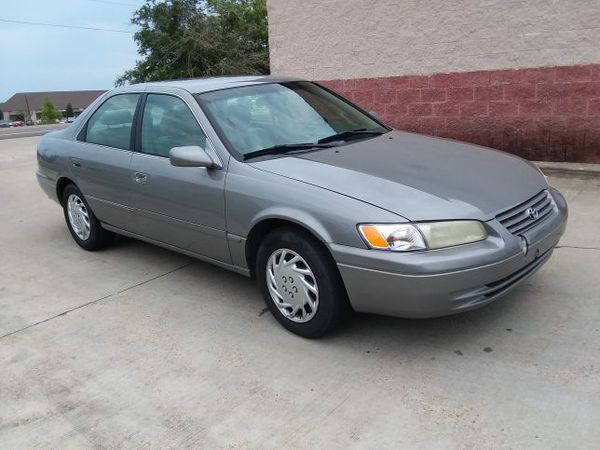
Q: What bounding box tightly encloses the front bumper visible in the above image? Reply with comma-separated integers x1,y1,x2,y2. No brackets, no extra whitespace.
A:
330,187,568,318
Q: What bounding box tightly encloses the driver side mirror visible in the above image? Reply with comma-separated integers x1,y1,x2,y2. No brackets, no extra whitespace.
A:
169,146,216,168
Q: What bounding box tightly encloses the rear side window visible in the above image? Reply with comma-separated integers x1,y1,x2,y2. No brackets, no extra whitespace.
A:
140,94,207,158
85,94,140,150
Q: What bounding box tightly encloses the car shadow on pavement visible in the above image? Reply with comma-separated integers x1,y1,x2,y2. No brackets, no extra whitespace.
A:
103,234,532,359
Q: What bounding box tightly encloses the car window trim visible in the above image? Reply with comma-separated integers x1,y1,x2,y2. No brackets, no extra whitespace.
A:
78,92,144,151
132,93,147,153
134,92,218,165
77,140,138,155
313,82,392,131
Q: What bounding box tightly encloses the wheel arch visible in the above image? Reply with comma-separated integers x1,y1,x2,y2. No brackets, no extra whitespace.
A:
56,176,77,203
244,212,334,279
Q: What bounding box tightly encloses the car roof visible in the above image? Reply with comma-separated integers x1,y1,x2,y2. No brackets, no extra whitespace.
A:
128,75,306,94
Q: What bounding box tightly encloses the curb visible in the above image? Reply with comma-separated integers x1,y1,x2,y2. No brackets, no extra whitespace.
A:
535,161,600,177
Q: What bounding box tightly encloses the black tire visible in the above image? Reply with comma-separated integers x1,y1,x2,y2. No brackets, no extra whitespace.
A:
62,184,113,251
256,227,351,338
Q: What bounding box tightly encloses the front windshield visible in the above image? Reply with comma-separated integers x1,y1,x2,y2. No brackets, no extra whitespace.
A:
196,81,388,157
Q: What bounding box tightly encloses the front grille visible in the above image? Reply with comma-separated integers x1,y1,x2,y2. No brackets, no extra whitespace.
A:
484,249,551,294
451,248,553,308
496,189,556,235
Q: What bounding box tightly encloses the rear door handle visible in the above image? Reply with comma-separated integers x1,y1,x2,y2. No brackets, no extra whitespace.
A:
133,172,148,184
70,157,82,168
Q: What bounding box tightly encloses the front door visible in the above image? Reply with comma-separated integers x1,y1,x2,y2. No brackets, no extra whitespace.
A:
128,93,230,263
72,93,141,229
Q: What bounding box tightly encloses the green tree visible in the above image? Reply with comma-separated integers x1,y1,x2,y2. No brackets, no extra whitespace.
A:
41,98,60,124
65,103,74,118
116,0,269,85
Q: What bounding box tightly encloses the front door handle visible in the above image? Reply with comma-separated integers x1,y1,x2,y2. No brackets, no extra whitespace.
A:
133,172,148,184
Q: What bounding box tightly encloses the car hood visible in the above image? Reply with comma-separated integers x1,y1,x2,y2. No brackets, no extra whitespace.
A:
250,131,547,222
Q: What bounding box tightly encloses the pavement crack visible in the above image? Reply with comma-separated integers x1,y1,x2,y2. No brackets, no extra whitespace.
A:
556,245,600,251
0,261,196,342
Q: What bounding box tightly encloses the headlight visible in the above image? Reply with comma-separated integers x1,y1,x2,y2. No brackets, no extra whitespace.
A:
358,221,487,252
416,221,487,249
358,224,427,251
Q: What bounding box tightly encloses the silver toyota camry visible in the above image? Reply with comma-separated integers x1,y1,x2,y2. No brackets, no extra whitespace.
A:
36,76,568,337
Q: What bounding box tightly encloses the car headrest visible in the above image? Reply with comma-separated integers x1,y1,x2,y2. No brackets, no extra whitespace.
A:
99,109,133,126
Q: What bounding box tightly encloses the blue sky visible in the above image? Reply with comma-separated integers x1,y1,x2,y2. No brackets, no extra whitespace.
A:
0,0,146,102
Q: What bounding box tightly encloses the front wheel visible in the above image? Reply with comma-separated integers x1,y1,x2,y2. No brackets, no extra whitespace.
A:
62,184,113,251
256,227,350,338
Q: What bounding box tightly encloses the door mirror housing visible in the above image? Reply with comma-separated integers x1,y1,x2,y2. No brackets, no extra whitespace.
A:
169,146,216,168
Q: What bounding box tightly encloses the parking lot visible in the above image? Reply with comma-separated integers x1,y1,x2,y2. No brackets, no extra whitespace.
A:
0,136,599,448
0,124,67,141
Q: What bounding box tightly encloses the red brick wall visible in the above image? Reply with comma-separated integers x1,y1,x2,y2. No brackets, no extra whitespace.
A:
320,64,600,163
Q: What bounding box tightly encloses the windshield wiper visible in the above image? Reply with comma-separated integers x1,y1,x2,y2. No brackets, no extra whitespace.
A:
317,128,387,144
242,128,388,160
243,142,337,160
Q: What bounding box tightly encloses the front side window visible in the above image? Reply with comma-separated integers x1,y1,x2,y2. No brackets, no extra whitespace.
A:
140,94,207,158
85,94,140,150
196,81,387,157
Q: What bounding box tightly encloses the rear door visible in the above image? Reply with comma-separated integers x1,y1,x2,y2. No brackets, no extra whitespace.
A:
73,93,141,229
128,92,230,263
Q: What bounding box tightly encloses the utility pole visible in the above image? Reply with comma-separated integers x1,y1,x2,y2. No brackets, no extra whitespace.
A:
24,94,32,124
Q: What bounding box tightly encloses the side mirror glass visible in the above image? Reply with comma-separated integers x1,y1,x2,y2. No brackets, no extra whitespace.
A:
169,146,215,168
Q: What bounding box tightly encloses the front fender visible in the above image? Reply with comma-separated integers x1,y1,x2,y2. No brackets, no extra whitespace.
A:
248,206,335,243
224,160,404,271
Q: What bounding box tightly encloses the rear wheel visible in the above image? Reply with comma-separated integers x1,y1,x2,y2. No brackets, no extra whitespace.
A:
62,184,113,250
256,227,350,338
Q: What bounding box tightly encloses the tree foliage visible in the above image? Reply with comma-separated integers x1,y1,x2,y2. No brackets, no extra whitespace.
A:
65,103,74,118
116,0,269,85
41,98,59,124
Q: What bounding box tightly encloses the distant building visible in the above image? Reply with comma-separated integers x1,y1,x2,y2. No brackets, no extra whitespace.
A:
2,90,106,123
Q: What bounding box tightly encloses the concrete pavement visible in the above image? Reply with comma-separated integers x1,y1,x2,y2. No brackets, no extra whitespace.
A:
537,160,600,177
0,137,599,448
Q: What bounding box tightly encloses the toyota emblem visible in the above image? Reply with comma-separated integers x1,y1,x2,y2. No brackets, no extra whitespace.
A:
526,207,539,220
